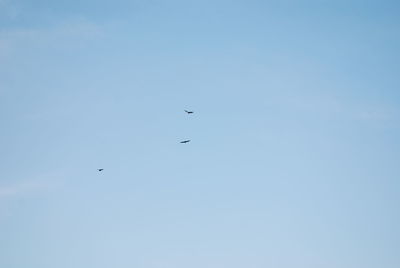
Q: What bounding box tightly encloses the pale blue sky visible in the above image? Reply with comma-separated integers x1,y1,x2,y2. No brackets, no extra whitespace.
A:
1,1,400,267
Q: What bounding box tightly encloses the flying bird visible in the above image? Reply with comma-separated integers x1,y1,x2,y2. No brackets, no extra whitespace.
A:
184,110,194,114
180,140,191,144
97,169,104,171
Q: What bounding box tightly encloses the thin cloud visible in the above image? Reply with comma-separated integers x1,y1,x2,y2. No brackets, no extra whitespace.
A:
0,0,21,19
0,19,103,41
0,179,59,199
286,94,398,123
0,18,104,58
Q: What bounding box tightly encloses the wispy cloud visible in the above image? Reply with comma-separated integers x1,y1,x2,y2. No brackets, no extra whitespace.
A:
286,94,398,124
0,18,103,42
0,179,60,199
0,0,21,20
0,18,104,58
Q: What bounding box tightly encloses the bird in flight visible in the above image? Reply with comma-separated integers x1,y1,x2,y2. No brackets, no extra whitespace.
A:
180,140,191,144
97,169,104,171
184,110,194,114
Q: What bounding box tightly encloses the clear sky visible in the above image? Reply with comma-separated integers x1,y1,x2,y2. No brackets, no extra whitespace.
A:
1,0,399,267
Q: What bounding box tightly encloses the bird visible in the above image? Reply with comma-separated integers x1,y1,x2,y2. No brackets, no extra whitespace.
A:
184,110,194,114
180,140,191,144
97,169,104,171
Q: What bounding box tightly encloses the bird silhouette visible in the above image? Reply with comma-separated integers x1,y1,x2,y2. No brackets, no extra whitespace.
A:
98,169,104,171
184,110,194,114
180,140,191,144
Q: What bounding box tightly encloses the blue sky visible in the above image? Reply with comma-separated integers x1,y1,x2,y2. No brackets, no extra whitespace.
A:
1,1,400,267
